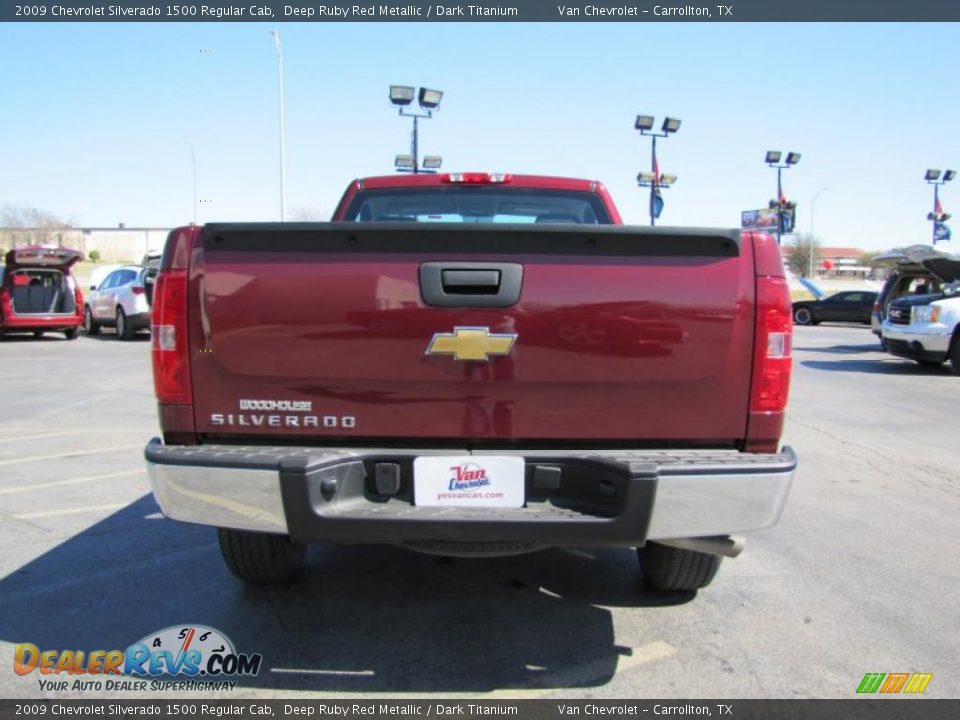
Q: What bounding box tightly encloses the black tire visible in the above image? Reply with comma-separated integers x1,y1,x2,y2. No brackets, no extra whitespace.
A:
115,307,133,340
915,358,944,367
33,330,44,339
949,337,960,375
83,306,100,336
638,542,722,591
218,528,305,584
64,327,79,340
793,306,813,325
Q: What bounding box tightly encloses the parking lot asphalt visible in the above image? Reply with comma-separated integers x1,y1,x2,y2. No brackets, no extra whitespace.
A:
0,324,958,700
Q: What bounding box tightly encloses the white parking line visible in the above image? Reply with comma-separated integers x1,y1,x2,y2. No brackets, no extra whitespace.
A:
12,503,129,520
0,444,143,467
0,431,85,444
0,469,146,495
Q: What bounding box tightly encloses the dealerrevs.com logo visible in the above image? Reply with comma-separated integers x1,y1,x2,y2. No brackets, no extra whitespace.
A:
14,625,261,692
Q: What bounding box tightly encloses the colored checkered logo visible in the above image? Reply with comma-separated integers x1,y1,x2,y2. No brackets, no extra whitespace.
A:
857,672,932,694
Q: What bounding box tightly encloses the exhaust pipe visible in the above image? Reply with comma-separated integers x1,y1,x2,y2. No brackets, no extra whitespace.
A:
656,535,745,558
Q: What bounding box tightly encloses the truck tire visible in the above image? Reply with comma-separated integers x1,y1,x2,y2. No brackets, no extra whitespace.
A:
218,528,305,584
637,542,721,591
64,327,79,340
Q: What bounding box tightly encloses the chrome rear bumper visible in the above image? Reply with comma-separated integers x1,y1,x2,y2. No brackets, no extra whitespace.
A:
146,440,796,546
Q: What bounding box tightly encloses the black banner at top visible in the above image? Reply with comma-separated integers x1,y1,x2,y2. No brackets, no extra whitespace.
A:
4,0,960,22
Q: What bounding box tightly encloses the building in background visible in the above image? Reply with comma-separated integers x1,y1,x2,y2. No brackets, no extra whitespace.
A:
0,225,171,264
781,246,875,279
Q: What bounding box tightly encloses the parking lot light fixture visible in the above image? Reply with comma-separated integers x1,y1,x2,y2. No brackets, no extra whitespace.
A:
662,117,682,133
395,155,415,170
390,85,443,174
389,85,415,106
418,88,443,110
422,156,443,171
635,114,682,225
925,169,941,181
659,174,678,186
766,150,801,245
635,115,655,131
944,170,957,182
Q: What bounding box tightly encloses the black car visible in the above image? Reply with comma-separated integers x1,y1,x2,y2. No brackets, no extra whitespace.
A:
792,290,878,326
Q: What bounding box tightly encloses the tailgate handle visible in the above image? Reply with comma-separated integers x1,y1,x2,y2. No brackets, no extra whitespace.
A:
441,269,500,294
420,262,523,308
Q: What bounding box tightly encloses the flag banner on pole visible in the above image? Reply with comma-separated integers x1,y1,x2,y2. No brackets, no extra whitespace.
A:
651,188,664,219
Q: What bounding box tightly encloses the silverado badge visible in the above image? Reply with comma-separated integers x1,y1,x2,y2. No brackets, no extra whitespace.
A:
425,327,518,361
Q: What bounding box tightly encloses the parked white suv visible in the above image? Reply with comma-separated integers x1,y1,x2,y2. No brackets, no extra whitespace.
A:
83,265,151,340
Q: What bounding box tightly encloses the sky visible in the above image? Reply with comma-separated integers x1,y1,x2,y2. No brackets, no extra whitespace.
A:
0,21,958,251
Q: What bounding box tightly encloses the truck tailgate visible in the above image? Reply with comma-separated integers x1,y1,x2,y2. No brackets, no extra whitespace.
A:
188,224,755,444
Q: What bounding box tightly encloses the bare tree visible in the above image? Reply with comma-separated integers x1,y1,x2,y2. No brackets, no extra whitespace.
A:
0,204,74,249
786,233,823,278
288,205,329,222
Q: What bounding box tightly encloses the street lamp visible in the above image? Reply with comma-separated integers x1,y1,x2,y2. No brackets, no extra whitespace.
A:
389,85,443,174
270,29,286,221
185,140,198,225
765,150,801,245
634,114,681,226
809,186,828,278
926,168,955,245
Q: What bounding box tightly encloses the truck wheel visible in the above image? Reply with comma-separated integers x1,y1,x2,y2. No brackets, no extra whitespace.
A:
64,327,79,340
218,528,305,584
793,307,813,325
637,542,721,591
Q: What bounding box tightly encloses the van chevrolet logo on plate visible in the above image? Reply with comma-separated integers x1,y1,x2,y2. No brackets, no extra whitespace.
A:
425,327,517,361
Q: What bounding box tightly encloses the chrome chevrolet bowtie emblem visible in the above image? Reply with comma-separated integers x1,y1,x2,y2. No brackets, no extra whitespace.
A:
425,327,517,361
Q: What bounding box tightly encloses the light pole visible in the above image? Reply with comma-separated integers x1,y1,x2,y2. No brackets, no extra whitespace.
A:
185,140,198,225
809,186,827,278
634,115,681,226
925,169,955,245
389,86,443,174
765,151,801,245
270,29,286,221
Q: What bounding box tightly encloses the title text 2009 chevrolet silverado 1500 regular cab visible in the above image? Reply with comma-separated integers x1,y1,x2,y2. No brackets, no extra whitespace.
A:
144,173,797,592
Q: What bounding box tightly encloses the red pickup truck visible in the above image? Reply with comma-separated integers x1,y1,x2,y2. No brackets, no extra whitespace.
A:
145,172,796,592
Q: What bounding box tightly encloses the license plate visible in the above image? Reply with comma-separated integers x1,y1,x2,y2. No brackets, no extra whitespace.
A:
413,456,525,508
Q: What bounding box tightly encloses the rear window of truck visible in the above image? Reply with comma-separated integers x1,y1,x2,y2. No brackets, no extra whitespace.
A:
344,188,613,224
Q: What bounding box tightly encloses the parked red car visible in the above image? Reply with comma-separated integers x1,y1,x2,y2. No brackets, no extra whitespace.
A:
0,246,85,339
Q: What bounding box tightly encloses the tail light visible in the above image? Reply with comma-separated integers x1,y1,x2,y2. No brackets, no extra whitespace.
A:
750,275,793,413
132,286,146,295
151,270,191,404
441,173,512,184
